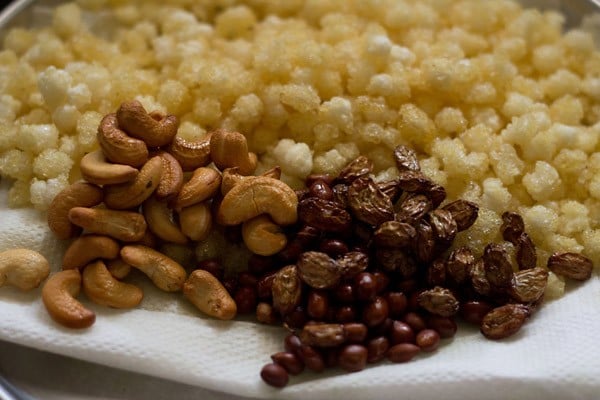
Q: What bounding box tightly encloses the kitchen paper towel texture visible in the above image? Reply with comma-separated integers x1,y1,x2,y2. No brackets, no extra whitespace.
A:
0,188,599,400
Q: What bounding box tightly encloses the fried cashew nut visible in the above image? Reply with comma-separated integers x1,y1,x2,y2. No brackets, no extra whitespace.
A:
155,151,184,201
210,129,257,175
62,235,120,270
0,248,50,291
116,100,179,147
166,135,212,172
242,215,288,256
142,196,188,244
68,207,147,242
183,269,237,320
82,260,143,309
217,176,298,226
173,167,222,210
97,113,148,167
104,155,164,209
47,181,103,240
42,269,96,329
80,149,139,185
120,245,187,292
178,202,212,241
105,258,132,280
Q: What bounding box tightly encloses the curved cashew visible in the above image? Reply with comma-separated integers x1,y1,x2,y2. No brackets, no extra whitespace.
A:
116,100,179,147
0,249,50,291
82,260,143,309
167,135,212,172
242,215,287,256
80,150,139,186
142,196,188,244
173,167,221,210
104,156,164,210
120,245,187,292
62,235,120,270
183,269,237,320
217,176,298,226
209,129,257,175
221,167,247,196
42,269,96,329
178,202,212,241
47,182,104,240
261,166,281,180
68,207,147,242
106,258,132,280
155,151,184,201
97,113,148,167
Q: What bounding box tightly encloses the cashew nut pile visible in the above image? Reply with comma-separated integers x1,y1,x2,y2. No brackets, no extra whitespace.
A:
37,100,298,328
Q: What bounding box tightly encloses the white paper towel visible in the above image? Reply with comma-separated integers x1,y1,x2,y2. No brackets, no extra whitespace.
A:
0,185,599,400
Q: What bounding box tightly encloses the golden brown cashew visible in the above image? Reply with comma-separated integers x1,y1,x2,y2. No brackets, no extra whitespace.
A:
104,156,164,210
166,135,212,172
97,113,149,167
0,249,50,291
62,235,120,270
217,176,298,226
173,167,221,210
183,269,237,320
178,202,212,241
155,151,184,201
47,182,104,240
261,166,282,180
42,269,95,329
142,196,188,244
209,129,257,175
242,215,287,256
106,258,132,279
82,260,143,309
68,207,147,242
220,168,247,196
116,100,179,147
120,245,187,292
80,150,139,186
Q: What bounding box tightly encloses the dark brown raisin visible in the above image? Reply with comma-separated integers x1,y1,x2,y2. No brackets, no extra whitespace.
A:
417,286,459,317
347,177,395,226
446,247,475,285
395,193,432,225
483,243,514,289
377,179,403,203
373,220,416,248
393,145,421,172
297,251,342,289
547,252,593,281
442,199,479,231
337,156,373,184
501,211,525,244
413,218,437,264
375,247,417,278
509,267,548,303
396,170,436,193
515,232,537,270
299,323,346,347
298,197,352,233
338,251,369,279
470,259,492,296
272,265,303,315
480,303,530,340
426,209,457,245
